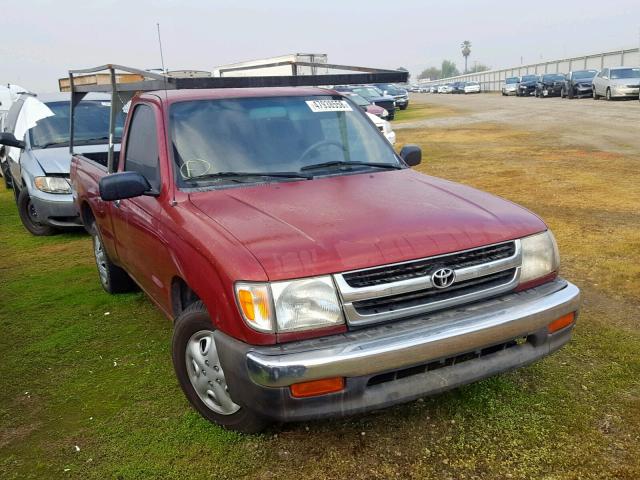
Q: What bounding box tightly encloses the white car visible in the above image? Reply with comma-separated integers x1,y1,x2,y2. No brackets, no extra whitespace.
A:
367,112,396,145
437,84,452,94
464,82,481,94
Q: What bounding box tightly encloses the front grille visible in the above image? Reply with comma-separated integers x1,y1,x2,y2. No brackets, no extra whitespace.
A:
343,242,515,289
374,100,395,111
366,336,528,387
352,268,516,316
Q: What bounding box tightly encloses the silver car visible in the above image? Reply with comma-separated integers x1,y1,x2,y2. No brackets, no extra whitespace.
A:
501,77,519,96
0,92,122,235
592,67,640,100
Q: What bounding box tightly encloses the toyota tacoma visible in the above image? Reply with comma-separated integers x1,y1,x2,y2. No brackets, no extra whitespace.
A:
70,66,580,433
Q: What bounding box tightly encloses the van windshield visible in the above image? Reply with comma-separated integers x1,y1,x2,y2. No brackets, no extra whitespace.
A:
30,100,125,149
169,95,400,188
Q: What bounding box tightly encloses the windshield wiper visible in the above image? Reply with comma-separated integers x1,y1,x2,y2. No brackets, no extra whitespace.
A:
186,171,313,182
300,160,402,172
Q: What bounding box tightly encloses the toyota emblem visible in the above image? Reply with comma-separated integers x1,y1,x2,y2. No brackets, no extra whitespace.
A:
431,267,456,289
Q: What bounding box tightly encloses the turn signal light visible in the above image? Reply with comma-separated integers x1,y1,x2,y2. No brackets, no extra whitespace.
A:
548,312,575,333
290,377,345,398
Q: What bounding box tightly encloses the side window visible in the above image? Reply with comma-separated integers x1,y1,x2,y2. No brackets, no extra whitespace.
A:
602,69,609,79
124,105,160,191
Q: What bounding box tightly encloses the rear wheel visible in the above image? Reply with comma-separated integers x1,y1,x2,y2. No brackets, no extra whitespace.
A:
172,301,269,433
17,189,56,236
90,221,137,294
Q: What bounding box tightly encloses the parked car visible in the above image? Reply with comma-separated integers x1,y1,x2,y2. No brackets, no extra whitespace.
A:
341,92,389,119
535,73,566,98
501,77,519,96
0,84,30,188
372,84,409,110
366,112,396,145
73,71,580,433
452,82,466,94
438,84,453,94
464,81,481,94
335,85,397,119
516,75,539,96
560,70,598,99
592,67,640,100
0,92,123,235
429,85,439,93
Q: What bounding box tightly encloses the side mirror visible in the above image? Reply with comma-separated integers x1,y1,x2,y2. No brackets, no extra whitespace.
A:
99,171,151,201
0,132,25,149
400,145,422,167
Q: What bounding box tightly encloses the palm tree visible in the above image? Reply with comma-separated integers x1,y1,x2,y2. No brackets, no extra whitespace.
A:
461,41,472,73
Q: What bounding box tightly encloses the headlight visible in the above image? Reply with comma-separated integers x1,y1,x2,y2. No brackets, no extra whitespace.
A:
34,176,71,194
381,108,389,117
520,231,560,284
235,276,344,333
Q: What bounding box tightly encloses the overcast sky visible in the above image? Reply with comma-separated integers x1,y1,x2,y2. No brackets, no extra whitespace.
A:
3,0,639,91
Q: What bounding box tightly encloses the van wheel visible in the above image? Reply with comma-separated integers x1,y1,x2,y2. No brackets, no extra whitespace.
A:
17,189,56,236
172,301,269,434
90,221,137,294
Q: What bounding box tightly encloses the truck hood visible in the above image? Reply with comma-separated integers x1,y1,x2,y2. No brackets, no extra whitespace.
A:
189,169,547,280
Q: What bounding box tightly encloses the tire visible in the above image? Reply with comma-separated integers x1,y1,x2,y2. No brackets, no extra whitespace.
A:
593,88,599,100
399,105,408,110
567,87,574,99
172,301,269,433
89,220,137,294
605,88,612,101
17,189,56,236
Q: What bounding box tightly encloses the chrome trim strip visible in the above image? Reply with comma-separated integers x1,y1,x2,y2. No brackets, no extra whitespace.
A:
245,281,580,387
343,268,520,326
335,240,520,303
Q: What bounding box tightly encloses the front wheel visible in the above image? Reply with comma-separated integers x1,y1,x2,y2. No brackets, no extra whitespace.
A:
172,301,269,433
593,88,599,100
605,88,612,101
17,189,56,236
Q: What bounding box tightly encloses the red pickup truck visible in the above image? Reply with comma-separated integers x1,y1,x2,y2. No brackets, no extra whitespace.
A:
70,71,580,433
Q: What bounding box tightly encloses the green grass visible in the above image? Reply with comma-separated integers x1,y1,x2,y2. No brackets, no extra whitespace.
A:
1,101,639,479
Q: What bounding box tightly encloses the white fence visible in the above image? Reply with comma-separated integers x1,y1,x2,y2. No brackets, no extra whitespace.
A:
421,47,640,91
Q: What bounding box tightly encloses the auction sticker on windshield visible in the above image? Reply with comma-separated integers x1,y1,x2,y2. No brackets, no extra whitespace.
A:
306,100,353,112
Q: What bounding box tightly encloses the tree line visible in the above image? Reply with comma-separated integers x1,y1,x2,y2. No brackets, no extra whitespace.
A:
417,60,490,81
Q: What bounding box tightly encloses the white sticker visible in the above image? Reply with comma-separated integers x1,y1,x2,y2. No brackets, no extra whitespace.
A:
101,102,111,107
306,100,353,113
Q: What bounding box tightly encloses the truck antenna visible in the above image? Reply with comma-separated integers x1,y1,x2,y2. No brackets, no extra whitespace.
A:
156,23,167,74
156,23,177,205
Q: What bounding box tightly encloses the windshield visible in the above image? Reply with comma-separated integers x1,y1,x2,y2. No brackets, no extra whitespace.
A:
506,77,518,84
169,95,400,188
345,93,369,107
610,68,640,79
352,87,382,99
29,100,125,149
542,74,565,82
521,75,538,82
573,70,597,79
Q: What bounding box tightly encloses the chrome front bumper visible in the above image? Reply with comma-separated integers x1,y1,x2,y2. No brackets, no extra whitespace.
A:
243,279,579,388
